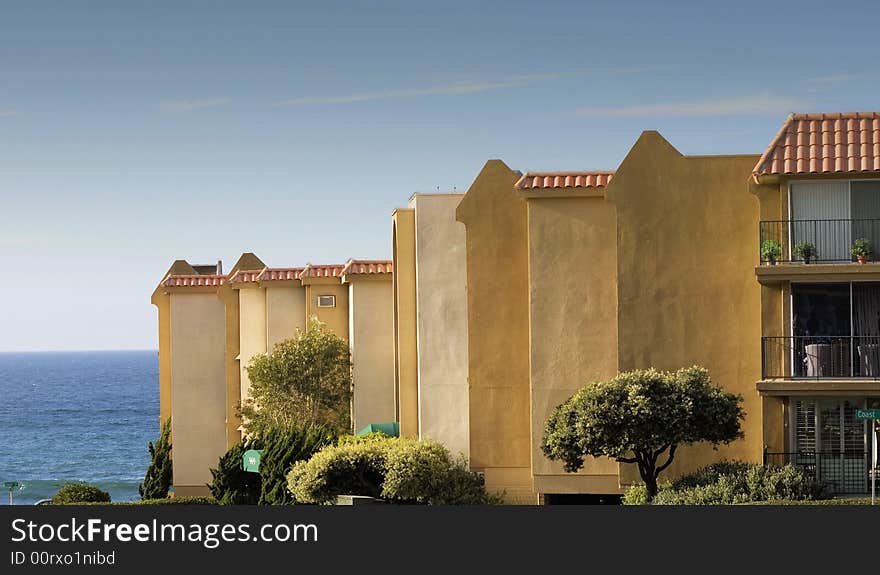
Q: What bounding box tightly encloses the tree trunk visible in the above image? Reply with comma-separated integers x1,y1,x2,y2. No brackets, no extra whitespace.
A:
644,472,658,501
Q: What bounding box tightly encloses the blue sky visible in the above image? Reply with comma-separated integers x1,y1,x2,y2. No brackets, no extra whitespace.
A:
1,0,878,351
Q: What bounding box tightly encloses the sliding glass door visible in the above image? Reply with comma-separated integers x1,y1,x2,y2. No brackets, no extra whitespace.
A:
791,282,880,377
790,180,880,262
790,181,850,261
790,398,868,494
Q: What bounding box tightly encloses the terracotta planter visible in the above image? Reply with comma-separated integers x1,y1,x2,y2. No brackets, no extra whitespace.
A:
858,255,867,264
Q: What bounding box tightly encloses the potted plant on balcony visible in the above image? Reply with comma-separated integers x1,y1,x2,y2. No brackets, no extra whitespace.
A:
760,239,782,265
794,241,817,264
851,238,872,264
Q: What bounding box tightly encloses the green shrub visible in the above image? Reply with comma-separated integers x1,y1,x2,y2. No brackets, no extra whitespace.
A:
52,482,111,504
258,424,335,505
288,440,388,504
668,460,752,490
744,498,873,505
642,461,828,505
382,439,493,504
209,438,263,505
135,496,216,505
621,483,650,505
288,436,497,505
58,496,217,506
139,417,172,500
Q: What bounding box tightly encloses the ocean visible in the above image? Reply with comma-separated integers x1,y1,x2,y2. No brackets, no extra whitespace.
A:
0,351,159,505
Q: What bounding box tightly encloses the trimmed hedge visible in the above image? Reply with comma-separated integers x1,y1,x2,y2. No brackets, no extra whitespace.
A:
623,461,829,505
288,438,388,503
288,435,499,505
744,498,874,505
52,482,111,504
58,496,217,506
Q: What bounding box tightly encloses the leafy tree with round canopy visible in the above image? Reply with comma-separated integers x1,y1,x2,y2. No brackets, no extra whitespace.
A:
240,317,352,435
541,366,744,500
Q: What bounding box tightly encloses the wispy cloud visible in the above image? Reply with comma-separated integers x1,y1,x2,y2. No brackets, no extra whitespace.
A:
808,73,861,85
276,74,563,106
159,98,229,113
0,108,18,117
575,94,810,119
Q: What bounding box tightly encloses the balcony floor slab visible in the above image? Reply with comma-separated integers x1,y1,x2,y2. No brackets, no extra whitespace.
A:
756,262,880,284
757,379,880,396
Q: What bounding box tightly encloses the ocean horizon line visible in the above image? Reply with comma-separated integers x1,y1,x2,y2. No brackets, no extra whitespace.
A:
0,348,158,354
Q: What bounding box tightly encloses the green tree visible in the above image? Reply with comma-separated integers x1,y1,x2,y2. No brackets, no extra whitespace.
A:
240,317,352,435
258,424,335,505
541,366,744,500
209,438,263,505
139,417,172,500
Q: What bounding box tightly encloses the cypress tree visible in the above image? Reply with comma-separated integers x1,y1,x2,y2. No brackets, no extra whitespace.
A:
139,418,172,500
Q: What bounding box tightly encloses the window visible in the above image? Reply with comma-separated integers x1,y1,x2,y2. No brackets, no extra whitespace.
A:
791,282,880,377
789,180,880,262
317,295,336,308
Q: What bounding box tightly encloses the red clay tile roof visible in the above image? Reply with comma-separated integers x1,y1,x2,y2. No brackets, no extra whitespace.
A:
257,267,304,282
515,171,614,190
299,264,345,279
163,274,226,288
754,112,880,176
342,260,393,275
228,269,264,283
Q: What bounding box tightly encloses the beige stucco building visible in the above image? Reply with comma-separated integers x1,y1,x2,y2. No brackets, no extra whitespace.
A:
392,194,470,458
394,112,880,503
153,255,395,495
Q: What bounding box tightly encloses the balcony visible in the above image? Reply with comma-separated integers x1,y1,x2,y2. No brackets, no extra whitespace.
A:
761,336,880,379
759,219,880,264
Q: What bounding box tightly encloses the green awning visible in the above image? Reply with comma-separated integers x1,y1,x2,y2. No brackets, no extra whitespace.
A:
356,422,400,437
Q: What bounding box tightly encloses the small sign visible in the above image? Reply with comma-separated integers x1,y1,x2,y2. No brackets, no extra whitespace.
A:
856,409,880,420
242,450,262,473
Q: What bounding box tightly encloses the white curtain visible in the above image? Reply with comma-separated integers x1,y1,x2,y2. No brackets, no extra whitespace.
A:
790,181,850,261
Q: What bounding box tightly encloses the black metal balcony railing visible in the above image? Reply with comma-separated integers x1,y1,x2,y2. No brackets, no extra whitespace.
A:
759,219,880,263
764,451,873,495
761,335,880,379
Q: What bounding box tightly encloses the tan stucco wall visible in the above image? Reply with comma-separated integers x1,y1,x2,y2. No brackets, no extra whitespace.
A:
219,252,265,447
218,284,243,447
411,194,470,458
392,209,419,437
169,292,227,491
456,160,533,501
265,285,306,349
526,196,621,493
305,281,349,341
348,277,396,431
607,131,763,484
153,291,172,424
238,287,267,406
152,260,198,426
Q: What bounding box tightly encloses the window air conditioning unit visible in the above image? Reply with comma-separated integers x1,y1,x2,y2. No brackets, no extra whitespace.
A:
317,295,336,308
